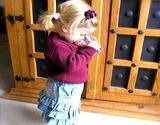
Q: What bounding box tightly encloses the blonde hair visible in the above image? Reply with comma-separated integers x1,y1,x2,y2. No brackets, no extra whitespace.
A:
39,0,98,33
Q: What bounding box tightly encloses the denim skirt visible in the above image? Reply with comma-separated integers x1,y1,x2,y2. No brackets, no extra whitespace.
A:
37,78,84,125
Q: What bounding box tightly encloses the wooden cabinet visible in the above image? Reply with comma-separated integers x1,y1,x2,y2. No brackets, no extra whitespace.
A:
89,0,160,105
3,0,160,120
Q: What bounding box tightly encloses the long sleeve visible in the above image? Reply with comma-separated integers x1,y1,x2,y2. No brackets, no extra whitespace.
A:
50,45,97,72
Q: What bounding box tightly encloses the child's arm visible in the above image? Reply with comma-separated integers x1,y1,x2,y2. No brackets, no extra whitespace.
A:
46,44,97,72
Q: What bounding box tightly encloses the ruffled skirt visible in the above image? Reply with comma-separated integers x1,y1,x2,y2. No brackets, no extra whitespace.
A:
38,78,84,125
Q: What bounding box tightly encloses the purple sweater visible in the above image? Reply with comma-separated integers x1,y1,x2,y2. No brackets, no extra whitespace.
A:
44,32,97,83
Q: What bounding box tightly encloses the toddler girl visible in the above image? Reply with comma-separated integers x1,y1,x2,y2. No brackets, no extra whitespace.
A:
38,0,101,125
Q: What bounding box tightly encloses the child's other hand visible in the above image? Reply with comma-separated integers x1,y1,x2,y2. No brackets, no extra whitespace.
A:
85,35,102,52
87,40,102,52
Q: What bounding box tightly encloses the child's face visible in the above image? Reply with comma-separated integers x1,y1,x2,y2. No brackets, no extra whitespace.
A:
69,27,96,41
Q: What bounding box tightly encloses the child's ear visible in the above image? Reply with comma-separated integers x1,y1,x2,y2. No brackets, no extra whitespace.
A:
62,25,71,34
62,25,68,33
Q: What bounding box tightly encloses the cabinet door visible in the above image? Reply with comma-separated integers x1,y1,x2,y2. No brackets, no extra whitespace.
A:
4,0,31,88
24,0,57,89
97,0,160,104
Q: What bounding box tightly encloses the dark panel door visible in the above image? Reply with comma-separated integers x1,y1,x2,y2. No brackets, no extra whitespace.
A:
99,0,160,104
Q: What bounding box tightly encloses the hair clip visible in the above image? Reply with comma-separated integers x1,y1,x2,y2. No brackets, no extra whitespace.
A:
52,13,60,20
51,13,64,24
84,10,97,19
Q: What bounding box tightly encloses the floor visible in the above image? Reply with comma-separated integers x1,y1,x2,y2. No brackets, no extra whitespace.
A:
0,98,160,125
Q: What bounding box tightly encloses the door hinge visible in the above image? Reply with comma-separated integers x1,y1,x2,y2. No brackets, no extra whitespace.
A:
7,15,24,24
15,75,35,82
15,75,21,81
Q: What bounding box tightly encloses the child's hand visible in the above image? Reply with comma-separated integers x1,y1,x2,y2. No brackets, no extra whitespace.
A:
85,35,102,52
87,40,102,52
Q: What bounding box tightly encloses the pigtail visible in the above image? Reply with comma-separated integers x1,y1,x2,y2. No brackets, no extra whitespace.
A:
38,11,60,30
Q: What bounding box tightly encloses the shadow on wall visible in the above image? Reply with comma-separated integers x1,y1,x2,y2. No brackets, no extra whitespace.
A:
0,3,15,95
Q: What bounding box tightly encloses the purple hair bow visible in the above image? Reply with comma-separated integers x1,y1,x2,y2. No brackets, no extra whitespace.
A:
84,10,97,19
